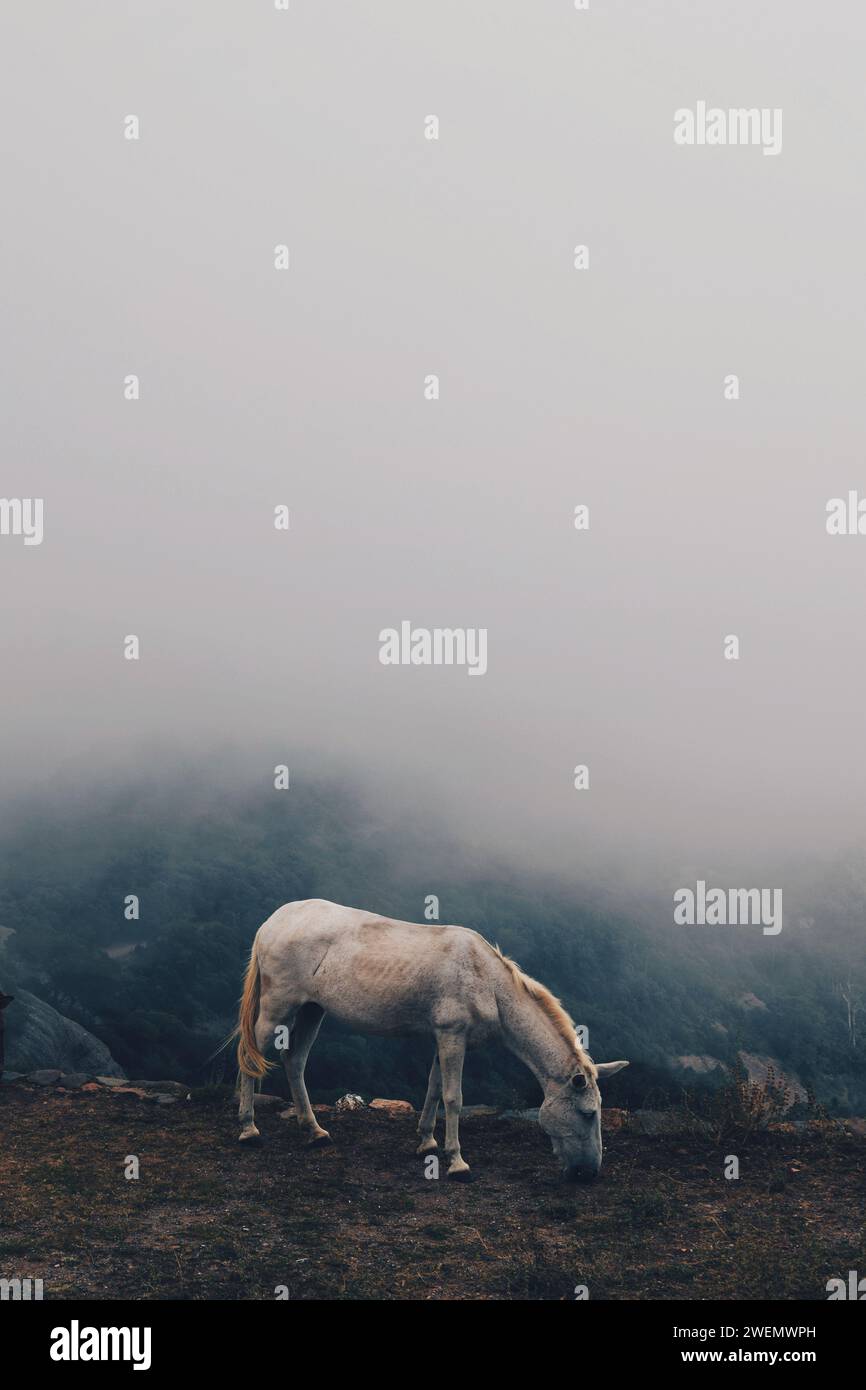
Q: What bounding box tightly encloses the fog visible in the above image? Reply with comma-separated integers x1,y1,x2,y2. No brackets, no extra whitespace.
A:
2,1,866,888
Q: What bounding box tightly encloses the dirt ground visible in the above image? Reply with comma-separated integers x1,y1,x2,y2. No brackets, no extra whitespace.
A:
1,1085,863,1300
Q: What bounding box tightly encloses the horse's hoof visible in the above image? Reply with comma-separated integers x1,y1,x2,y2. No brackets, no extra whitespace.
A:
305,1130,332,1148
447,1167,473,1183
416,1139,438,1156
238,1130,262,1146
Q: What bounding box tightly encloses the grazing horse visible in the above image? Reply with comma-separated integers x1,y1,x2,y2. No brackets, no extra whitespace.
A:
235,899,628,1181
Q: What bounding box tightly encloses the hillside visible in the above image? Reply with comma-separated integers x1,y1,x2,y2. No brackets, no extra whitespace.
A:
2,776,864,1114
1,1079,863,1301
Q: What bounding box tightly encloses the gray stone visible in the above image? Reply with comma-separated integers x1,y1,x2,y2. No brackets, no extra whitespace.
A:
153,1094,178,1106
251,1093,285,1110
28,1069,62,1085
95,1075,126,1087
130,1080,188,1096
3,990,124,1078
737,1052,807,1108
58,1073,90,1089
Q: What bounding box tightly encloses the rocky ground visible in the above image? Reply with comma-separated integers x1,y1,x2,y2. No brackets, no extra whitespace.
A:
0,1077,863,1300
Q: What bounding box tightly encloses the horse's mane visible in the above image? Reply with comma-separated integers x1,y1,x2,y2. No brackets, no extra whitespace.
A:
491,945,595,1077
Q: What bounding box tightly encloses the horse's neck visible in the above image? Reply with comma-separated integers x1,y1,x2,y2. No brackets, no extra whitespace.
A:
495,979,575,1090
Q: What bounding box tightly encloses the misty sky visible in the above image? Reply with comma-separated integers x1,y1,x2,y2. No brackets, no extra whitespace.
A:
2,1,865,882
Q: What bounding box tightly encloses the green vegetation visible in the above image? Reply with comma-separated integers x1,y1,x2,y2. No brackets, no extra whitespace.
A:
0,772,863,1111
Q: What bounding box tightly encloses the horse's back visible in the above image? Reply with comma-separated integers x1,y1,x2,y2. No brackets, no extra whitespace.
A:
254,899,499,1035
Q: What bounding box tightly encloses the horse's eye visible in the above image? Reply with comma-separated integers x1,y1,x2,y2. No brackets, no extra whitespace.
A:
571,1073,587,1091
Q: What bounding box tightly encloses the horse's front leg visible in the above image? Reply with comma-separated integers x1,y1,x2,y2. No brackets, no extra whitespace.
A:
436,1032,470,1180
416,1050,441,1155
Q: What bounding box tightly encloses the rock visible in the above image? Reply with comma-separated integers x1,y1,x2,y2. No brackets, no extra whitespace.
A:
27,1069,62,1086
368,1099,414,1116
95,1075,126,1087
843,1117,866,1138
109,1086,148,1099
738,993,768,1011
129,1080,188,1097
58,1073,90,1089
153,1094,178,1106
0,1071,24,1083
737,1053,807,1108
3,991,124,1078
335,1094,366,1112
0,989,13,1083
250,1093,284,1110
673,1055,725,1074
499,1108,540,1122
81,1082,101,1092
460,1105,499,1118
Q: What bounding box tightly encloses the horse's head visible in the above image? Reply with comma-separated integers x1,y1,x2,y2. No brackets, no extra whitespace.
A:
539,1058,628,1182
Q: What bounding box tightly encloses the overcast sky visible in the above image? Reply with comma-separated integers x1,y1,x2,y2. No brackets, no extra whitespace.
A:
1,1,865,884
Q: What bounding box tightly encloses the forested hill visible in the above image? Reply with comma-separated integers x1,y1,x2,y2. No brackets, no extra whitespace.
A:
0,773,862,1113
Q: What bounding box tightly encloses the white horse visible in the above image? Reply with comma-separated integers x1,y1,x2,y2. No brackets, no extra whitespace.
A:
235,899,628,1181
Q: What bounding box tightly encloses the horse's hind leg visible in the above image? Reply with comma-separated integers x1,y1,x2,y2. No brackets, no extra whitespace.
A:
282,1002,331,1147
238,1002,297,1144
416,1051,441,1155
238,1071,259,1144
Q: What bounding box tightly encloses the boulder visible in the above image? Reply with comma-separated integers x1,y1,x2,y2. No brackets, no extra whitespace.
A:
0,990,13,1082
3,991,124,1078
738,993,768,1012
737,1052,807,1107
250,1093,284,1110
335,1094,366,1112
672,1055,725,1075
27,1069,62,1086
129,1080,188,1097
369,1099,414,1116
58,1073,90,1090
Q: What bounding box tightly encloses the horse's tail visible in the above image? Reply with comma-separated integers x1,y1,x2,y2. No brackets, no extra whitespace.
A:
236,942,272,1079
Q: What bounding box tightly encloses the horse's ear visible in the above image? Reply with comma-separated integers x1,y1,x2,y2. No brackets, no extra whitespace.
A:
595,1060,628,1080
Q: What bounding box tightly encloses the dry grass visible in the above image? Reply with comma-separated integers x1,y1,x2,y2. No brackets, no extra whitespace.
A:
0,1086,863,1301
